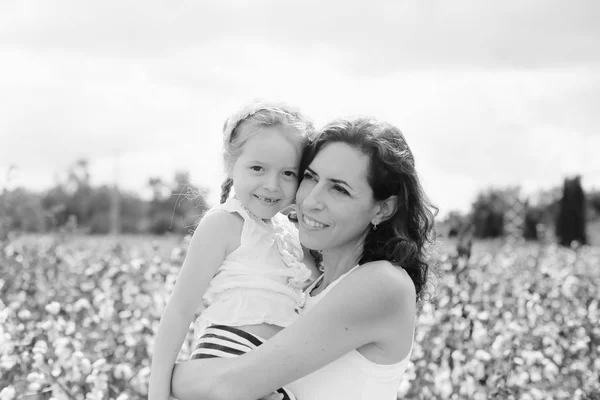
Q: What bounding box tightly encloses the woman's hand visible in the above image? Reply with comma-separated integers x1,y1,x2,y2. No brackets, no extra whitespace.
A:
170,261,415,400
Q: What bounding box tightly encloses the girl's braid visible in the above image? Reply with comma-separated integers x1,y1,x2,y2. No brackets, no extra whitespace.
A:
220,178,233,204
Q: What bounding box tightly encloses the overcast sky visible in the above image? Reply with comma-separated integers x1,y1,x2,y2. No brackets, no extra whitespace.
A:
1,0,599,216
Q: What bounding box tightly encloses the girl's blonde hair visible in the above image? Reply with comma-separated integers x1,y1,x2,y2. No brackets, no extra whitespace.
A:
219,100,314,204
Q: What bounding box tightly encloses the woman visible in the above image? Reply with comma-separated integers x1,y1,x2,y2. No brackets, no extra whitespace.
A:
170,116,437,400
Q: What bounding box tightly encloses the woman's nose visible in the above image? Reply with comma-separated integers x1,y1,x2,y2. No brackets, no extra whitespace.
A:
301,185,324,210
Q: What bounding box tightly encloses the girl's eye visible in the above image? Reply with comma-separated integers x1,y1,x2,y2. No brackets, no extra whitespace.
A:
250,166,263,172
333,185,349,195
283,171,297,178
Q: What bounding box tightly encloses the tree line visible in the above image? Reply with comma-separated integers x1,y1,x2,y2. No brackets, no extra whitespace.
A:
1,160,598,248
0,159,209,239
445,175,599,247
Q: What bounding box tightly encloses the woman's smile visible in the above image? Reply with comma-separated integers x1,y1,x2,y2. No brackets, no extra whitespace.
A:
300,213,329,229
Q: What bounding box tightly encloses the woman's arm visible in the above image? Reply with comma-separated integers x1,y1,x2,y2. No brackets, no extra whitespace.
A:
148,211,242,400
171,261,416,400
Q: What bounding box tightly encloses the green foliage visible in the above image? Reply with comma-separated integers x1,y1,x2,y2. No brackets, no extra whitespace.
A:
469,187,521,238
556,176,587,247
1,188,47,234
0,160,210,236
146,172,209,235
523,205,541,240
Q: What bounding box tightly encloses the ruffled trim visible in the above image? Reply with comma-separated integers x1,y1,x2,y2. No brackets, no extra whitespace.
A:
272,215,312,289
208,197,312,293
227,197,311,289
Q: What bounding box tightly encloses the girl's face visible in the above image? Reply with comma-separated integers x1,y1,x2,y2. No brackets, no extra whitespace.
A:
296,142,381,255
231,126,302,220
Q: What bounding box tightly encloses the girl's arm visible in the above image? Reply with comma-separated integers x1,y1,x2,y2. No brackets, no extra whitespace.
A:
171,261,416,400
148,211,242,400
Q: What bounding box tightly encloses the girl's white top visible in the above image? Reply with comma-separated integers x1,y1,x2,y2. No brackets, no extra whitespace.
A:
287,265,413,400
193,197,311,339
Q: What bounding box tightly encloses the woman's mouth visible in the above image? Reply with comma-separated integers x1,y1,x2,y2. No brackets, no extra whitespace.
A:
302,214,328,228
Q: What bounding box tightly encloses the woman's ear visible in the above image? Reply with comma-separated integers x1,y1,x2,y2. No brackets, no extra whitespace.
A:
373,195,398,225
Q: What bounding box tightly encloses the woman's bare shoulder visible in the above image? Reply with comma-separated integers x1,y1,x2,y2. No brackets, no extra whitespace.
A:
345,260,416,306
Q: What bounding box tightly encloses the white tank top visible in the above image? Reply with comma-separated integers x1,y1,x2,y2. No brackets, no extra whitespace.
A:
193,197,312,340
287,265,413,400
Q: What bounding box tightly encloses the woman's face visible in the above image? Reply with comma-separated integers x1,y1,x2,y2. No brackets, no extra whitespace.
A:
296,142,381,255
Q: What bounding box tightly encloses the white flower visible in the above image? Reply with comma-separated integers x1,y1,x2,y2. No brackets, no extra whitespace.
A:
33,340,48,355
73,298,91,312
18,309,31,320
0,387,16,400
0,354,18,370
543,361,559,380
561,275,579,298
474,349,491,362
471,321,487,346
0,334,15,355
51,364,62,377
27,382,42,393
27,371,45,382
92,358,107,371
84,389,104,400
64,321,76,335
32,352,45,368
80,281,95,292
114,363,133,381
80,358,92,375
70,366,82,381
45,302,61,315
37,320,53,331
0,308,11,324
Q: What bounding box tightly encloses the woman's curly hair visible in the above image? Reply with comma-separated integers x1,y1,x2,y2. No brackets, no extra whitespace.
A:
300,117,438,302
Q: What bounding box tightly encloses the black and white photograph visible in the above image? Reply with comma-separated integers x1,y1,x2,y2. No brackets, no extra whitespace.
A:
1,1,599,399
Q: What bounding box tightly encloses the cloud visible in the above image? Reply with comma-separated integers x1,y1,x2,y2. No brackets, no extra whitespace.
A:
1,1,599,215
1,0,598,70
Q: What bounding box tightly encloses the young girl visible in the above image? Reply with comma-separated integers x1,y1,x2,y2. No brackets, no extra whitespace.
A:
148,100,317,400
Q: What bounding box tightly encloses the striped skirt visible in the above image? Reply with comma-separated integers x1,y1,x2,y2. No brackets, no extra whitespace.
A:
190,325,296,400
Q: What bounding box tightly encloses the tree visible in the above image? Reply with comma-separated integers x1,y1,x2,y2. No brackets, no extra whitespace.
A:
556,176,587,246
146,172,209,235
470,189,506,238
522,204,541,240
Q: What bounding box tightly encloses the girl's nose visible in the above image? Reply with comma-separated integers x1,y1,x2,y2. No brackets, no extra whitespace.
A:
263,173,280,191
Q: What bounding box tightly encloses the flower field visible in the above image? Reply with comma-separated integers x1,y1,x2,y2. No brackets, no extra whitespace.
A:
1,234,599,400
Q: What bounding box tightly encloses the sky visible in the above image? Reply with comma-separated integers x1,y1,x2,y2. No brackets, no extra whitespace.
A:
1,0,599,217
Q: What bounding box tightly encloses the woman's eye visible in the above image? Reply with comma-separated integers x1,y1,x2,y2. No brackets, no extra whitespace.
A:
303,171,314,180
333,185,349,195
250,166,263,172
